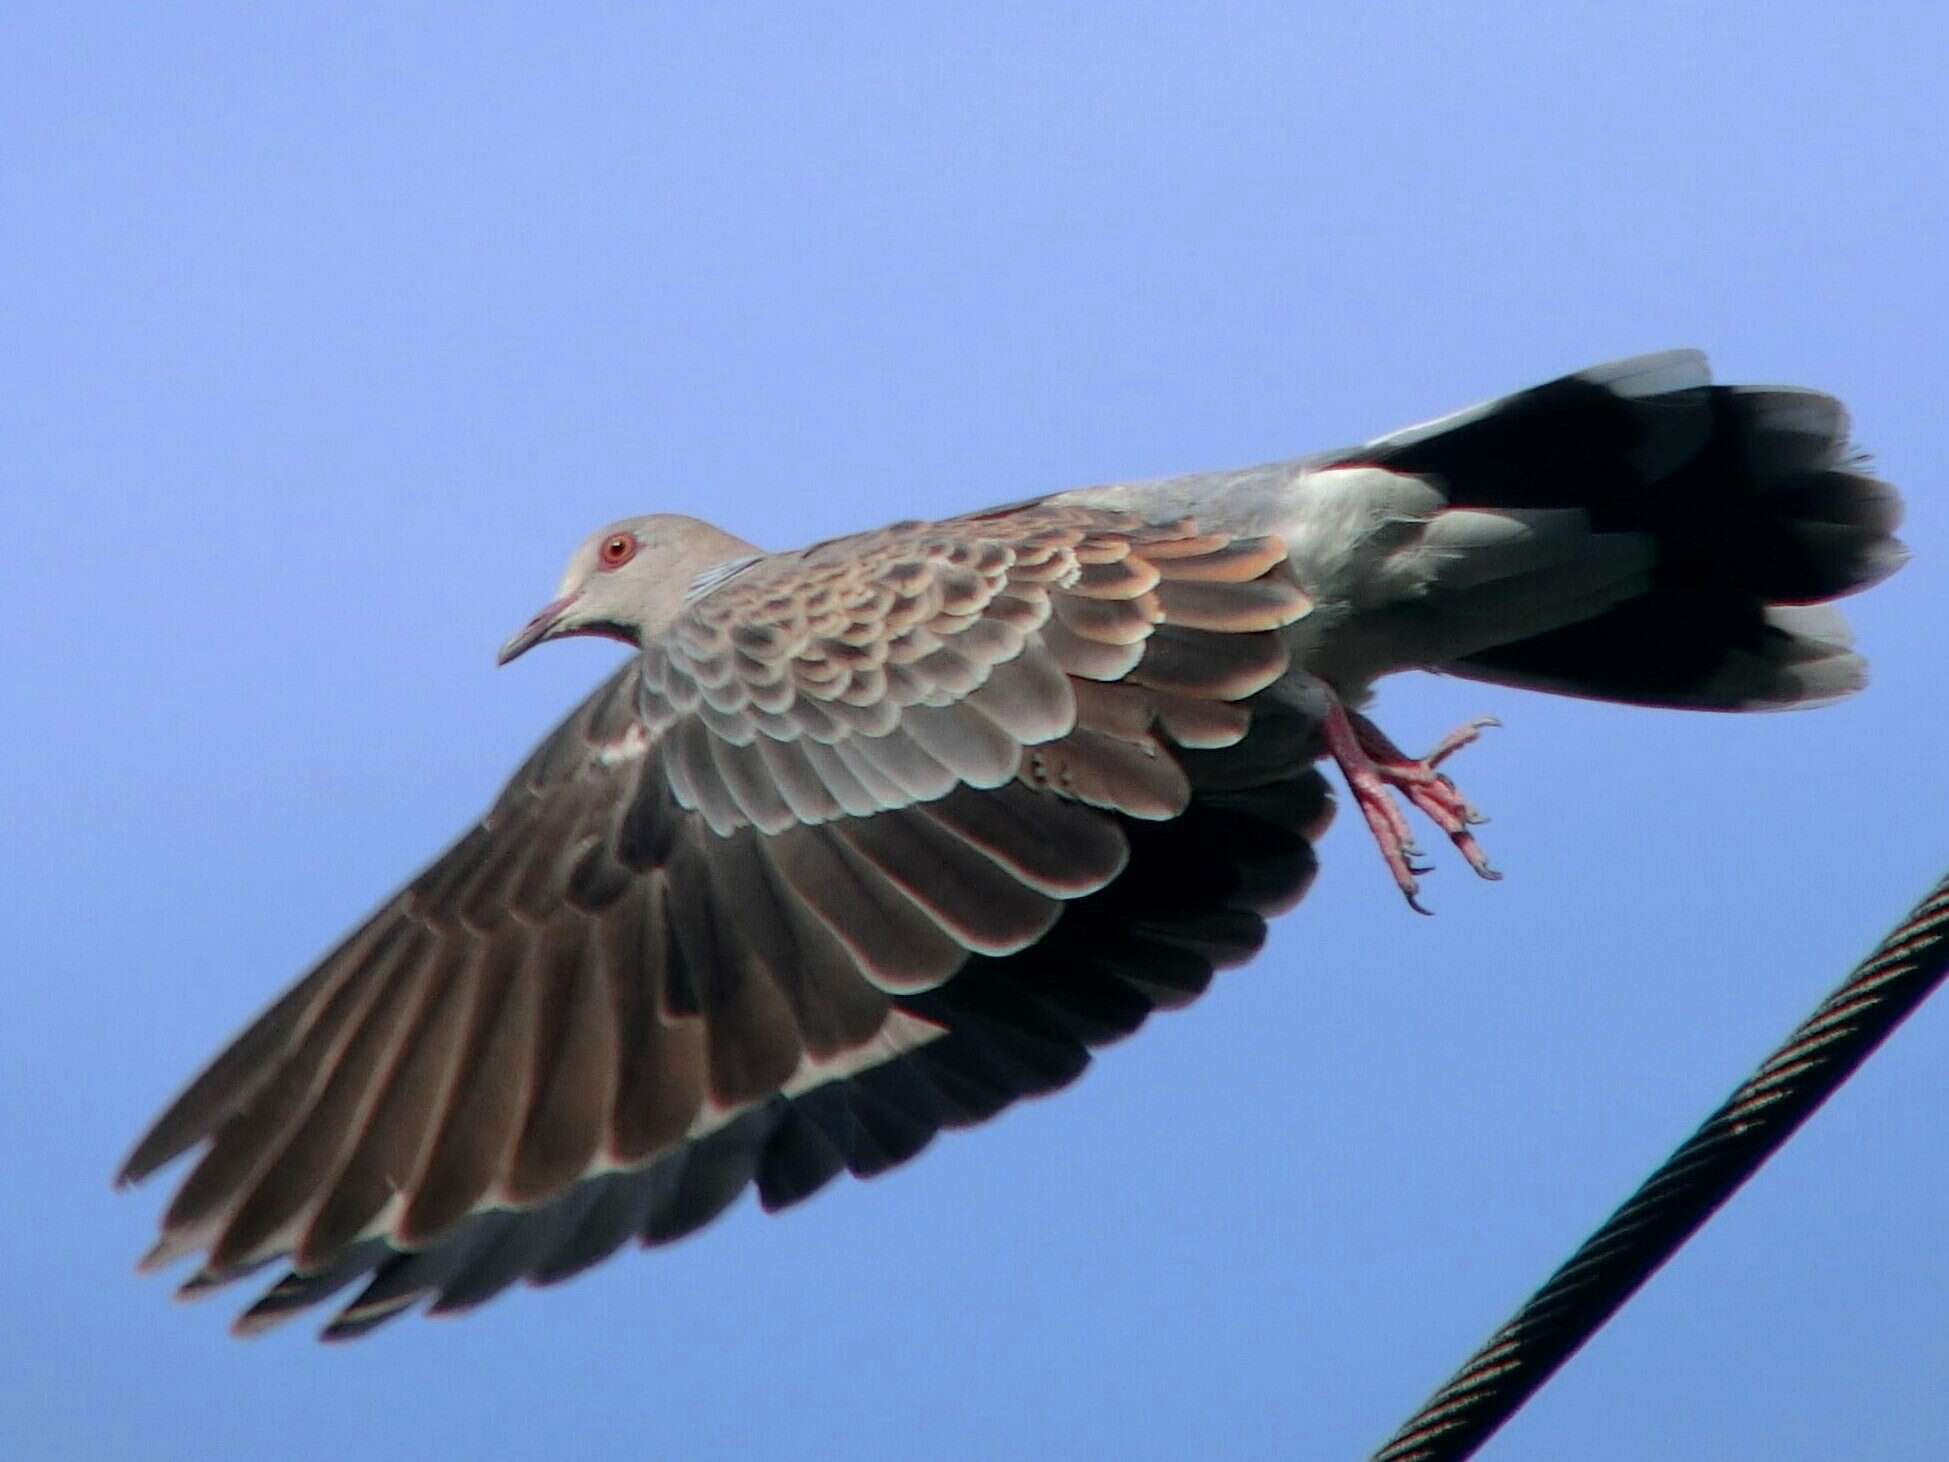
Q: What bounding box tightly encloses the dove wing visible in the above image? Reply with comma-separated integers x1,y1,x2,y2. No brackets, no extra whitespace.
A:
119,501,1331,1338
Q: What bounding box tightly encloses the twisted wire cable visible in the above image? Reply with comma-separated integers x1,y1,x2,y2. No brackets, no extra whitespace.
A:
1372,872,1949,1462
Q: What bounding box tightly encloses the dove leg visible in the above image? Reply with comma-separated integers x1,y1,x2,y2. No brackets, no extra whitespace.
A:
1318,702,1502,913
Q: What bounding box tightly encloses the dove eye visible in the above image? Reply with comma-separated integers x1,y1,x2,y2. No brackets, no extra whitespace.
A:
598,533,638,569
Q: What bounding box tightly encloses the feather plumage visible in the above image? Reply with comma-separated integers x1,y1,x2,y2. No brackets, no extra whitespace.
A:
120,352,1904,1338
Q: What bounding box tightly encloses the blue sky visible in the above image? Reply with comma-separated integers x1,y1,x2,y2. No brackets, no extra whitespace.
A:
4,5,1945,1458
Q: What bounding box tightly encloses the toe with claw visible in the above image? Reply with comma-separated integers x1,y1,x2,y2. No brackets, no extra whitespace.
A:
1320,702,1503,911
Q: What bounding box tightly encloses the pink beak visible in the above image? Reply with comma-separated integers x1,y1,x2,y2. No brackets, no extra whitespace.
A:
497,594,580,666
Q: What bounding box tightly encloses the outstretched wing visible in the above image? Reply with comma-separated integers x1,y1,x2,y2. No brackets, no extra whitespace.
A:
119,502,1330,1338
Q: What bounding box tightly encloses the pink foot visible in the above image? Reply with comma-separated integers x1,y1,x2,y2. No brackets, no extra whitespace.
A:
1320,700,1502,914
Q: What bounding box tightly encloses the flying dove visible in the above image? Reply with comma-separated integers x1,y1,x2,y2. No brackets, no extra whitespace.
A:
118,351,1906,1339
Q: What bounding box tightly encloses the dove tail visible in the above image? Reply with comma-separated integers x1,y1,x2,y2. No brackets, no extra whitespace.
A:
1364,350,1907,710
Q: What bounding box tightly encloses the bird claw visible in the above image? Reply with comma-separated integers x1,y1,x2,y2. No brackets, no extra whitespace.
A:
1424,717,1500,770
1321,703,1506,911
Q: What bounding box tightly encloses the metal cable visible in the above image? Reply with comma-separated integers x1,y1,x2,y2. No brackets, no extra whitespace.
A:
1371,871,1949,1462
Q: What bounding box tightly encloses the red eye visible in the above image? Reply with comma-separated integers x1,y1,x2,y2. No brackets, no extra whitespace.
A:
598,533,637,569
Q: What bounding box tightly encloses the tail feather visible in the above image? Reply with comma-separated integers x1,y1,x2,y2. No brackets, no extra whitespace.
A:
1358,352,1906,710
1448,596,1868,711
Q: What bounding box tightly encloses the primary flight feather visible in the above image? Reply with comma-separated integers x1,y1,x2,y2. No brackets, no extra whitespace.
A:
120,351,1906,1338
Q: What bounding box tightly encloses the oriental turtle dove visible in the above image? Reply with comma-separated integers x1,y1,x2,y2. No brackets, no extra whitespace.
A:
119,352,1906,1338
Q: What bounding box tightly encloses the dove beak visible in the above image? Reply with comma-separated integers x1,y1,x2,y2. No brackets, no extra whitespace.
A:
497,594,581,666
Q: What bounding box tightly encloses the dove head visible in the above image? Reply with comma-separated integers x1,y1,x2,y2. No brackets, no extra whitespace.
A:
498,514,761,666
